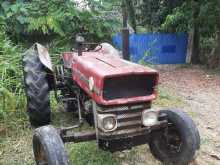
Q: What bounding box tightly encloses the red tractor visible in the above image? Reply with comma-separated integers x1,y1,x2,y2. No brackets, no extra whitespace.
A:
23,35,200,164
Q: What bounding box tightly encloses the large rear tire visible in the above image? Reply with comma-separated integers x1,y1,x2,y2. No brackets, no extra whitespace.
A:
33,125,69,165
23,53,51,127
149,109,200,165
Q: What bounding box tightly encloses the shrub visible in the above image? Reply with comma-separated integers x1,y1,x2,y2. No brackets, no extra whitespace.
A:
0,26,25,121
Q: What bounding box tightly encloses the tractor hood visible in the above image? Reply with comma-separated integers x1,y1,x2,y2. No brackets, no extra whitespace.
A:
63,52,159,106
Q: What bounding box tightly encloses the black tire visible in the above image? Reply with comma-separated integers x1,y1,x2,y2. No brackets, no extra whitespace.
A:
23,52,51,127
33,125,69,165
149,109,200,165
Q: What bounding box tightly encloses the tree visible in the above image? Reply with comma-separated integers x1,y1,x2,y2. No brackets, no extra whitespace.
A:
162,0,220,67
132,0,185,31
125,0,137,32
190,0,201,64
0,0,121,45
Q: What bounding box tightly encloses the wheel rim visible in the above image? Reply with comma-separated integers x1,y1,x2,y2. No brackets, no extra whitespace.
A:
159,123,183,156
35,140,48,165
165,124,182,154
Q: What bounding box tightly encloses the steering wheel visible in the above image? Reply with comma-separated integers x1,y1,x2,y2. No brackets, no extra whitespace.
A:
94,44,102,52
81,43,103,52
75,33,102,52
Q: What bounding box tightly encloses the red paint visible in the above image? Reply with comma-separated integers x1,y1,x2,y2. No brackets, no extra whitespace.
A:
62,51,159,106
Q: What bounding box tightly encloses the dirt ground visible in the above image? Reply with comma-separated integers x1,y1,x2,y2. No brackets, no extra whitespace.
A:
158,65,220,165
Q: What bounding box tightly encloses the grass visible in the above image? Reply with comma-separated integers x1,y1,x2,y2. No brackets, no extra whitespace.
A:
67,142,118,165
154,87,184,108
0,128,33,165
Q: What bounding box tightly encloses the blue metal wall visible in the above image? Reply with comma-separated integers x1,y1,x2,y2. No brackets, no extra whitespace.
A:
112,33,188,64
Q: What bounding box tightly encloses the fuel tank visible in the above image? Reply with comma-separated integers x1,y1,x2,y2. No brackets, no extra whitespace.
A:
62,51,159,106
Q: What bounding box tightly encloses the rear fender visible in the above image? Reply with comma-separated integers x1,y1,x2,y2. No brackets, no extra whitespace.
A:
30,43,55,90
35,43,53,72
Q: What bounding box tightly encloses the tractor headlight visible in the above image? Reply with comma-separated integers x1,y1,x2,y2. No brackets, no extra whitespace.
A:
97,114,117,132
142,110,158,127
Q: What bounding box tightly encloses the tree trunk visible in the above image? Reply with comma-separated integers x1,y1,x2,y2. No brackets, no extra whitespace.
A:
207,13,220,69
208,31,220,69
191,0,200,64
191,26,200,64
126,0,137,32
186,30,192,64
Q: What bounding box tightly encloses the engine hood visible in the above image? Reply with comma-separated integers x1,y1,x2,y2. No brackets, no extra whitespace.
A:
63,52,159,105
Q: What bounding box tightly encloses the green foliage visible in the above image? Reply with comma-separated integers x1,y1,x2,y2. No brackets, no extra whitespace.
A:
28,15,65,36
0,0,121,45
0,26,25,121
161,6,189,32
161,0,220,66
162,0,220,36
138,39,159,65
133,0,185,32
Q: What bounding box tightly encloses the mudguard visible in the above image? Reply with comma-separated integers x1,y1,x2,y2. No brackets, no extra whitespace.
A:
23,43,53,71
34,43,53,71
24,43,55,90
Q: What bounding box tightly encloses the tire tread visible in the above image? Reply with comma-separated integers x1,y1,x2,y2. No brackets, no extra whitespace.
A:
23,54,51,127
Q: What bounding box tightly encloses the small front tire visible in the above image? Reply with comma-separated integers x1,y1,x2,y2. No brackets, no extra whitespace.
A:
149,109,200,165
33,125,69,165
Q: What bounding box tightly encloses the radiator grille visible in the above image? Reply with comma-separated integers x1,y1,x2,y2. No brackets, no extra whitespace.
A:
103,74,157,100
97,103,151,136
116,109,142,130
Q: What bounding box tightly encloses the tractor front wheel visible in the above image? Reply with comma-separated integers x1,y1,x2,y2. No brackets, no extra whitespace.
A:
33,125,69,165
149,109,200,165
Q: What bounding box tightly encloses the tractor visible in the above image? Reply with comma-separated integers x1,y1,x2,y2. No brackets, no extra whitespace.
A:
22,7,200,164
22,36,200,164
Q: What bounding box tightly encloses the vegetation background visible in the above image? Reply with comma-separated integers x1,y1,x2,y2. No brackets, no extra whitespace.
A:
0,0,219,164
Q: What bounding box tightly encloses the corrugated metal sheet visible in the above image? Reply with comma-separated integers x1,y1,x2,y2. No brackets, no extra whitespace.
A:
112,33,188,64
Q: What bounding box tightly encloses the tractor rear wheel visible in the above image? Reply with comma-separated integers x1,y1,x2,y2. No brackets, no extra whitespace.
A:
23,53,51,127
149,109,200,165
33,125,69,165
